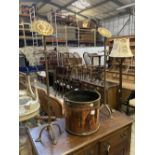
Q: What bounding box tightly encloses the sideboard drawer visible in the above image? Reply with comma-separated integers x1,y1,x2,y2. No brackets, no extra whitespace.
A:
99,126,131,155
70,143,98,155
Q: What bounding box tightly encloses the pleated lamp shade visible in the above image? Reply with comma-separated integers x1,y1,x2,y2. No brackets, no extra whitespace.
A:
32,20,54,36
97,27,112,38
109,38,133,58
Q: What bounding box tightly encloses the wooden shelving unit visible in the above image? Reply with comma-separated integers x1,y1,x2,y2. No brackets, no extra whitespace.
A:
19,5,103,47
19,14,43,47
19,24,100,47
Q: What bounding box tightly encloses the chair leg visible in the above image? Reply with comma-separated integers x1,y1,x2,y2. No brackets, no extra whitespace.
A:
126,102,130,115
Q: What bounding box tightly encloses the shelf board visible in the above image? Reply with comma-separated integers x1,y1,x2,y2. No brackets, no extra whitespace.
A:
19,36,42,39
108,35,135,40
19,36,32,39
19,28,30,31
106,78,135,90
19,14,29,17
106,70,135,76
110,63,135,67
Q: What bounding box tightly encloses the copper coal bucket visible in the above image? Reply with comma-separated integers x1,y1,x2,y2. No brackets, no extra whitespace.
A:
64,90,101,136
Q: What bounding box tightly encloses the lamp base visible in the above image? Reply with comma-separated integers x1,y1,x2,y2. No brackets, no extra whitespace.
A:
35,123,64,145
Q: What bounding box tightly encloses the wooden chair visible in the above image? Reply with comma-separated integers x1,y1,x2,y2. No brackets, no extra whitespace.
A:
73,52,80,58
55,66,70,96
83,52,98,81
37,87,64,118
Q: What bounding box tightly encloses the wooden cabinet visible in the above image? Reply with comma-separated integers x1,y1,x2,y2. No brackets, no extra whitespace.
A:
106,70,135,90
80,80,119,109
28,111,133,155
99,126,131,155
69,126,131,155
70,143,98,155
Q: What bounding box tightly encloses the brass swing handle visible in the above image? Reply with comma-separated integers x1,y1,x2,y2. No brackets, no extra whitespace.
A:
107,144,111,153
120,132,127,139
102,143,111,155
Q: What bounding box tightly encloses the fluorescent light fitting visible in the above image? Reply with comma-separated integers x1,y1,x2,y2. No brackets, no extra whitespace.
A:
116,2,135,11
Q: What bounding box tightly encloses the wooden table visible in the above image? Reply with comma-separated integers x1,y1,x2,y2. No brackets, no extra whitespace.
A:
88,53,104,66
28,111,133,155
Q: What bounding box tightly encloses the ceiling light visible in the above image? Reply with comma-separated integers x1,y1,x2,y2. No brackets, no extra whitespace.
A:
72,0,91,10
116,2,135,11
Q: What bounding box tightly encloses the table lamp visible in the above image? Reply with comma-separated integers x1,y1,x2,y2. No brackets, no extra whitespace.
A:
97,27,112,116
32,20,63,144
109,38,133,109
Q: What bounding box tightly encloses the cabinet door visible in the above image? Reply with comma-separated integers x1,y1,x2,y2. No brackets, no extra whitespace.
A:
72,143,98,155
107,86,119,109
99,126,131,155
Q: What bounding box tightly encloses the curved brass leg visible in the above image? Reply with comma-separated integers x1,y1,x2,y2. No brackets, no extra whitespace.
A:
35,126,47,142
104,104,112,118
35,123,63,145
53,123,64,134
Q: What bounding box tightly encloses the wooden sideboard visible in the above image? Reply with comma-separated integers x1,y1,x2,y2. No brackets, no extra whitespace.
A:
28,111,133,155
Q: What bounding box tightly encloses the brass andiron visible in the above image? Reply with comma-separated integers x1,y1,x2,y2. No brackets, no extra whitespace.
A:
32,20,63,144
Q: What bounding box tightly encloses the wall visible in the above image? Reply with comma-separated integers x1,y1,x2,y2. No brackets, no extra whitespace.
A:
100,14,135,36
20,46,105,66
68,47,104,65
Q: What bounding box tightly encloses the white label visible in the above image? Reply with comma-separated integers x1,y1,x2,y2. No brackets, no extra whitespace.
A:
90,110,95,115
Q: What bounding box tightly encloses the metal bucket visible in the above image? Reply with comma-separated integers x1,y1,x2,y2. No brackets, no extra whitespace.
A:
64,90,101,136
